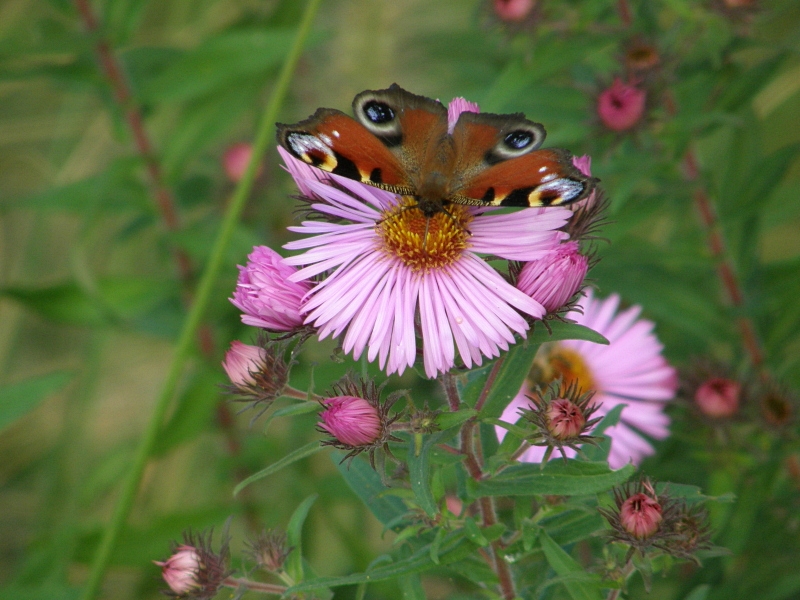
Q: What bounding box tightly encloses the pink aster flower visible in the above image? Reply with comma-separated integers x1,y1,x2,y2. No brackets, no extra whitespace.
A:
597,78,647,132
516,240,588,313
223,142,262,183
498,290,677,468
278,97,571,378
230,246,311,332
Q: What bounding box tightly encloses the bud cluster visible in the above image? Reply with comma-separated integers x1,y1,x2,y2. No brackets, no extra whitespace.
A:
599,478,712,564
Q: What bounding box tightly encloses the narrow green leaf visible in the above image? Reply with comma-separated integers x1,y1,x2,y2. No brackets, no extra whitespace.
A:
463,517,489,546
286,494,318,582
233,441,322,496
435,408,477,430
471,461,635,497
0,372,72,432
539,530,603,600
332,452,407,526
683,585,711,600
287,530,477,593
399,573,426,600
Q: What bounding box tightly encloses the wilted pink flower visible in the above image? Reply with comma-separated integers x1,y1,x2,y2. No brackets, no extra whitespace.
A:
279,96,570,378
493,0,536,22
230,246,311,332
154,545,201,595
695,377,740,418
223,143,262,183
620,493,663,539
597,78,646,131
319,395,382,447
499,290,677,468
516,241,588,313
222,341,266,387
572,155,592,178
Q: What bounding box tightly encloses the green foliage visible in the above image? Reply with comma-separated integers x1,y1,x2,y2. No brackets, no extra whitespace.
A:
1,0,799,599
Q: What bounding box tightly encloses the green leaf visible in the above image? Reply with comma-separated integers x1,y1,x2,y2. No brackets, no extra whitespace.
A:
542,508,605,546
683,585,711,600
399,573,426,600
286,494,318,582
142,29,296,102
539,530,603,600
435,408,476,430
233,441,322,496
716,53,787,112
0,372,72,432
332,452,407,526
286,530,477,593
407,435,438,517
153,367,223,456
471,461,635,497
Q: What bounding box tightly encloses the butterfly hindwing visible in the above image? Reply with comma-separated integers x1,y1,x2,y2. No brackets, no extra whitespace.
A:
450,111,593,207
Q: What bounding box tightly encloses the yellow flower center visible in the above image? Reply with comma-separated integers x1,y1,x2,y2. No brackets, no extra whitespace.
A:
376,198,472,272
533,344,596,392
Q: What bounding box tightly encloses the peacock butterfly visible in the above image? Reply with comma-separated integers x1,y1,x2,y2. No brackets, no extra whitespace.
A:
276,84,595,218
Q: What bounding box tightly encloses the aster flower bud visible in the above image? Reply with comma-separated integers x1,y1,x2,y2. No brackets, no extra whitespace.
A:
222,338,292,416
155,546,201,595
246,529,291,573
518,379,602,462
600,479,712,563
597,78,646,132
320,396,381,446
516,241,589,314
318,375,402,467
154,530,231,599
620,492,663,539
493,0,535,22
694,377,740,418
230,246,311,332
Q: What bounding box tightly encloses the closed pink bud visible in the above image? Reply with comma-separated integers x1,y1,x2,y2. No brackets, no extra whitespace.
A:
620,493,663,539
222,341,266,387
493,0,535,22
517,241,588,313
154,545,201,594
695,377,740,418
572,155,592,177
319,396,381,447
230,246,310,331
597,78,646,131
546,398,587,440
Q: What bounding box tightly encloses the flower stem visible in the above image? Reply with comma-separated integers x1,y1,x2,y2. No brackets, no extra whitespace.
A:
606,559,635,600
442,372,461,411
475,356,505,413
222,576,287,595
78,1,323,598
684,149,765,375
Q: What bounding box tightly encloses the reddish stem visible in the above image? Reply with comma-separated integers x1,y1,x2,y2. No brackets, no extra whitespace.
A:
685,150,765,371
475,356,505,413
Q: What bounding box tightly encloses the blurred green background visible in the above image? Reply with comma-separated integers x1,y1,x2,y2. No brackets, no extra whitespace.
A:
1,0,799,598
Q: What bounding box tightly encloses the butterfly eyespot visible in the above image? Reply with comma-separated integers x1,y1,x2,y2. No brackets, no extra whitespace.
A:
363,101,395,124
504,130,533,150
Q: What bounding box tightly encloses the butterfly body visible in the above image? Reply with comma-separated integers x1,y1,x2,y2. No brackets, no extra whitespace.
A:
277,84,595,218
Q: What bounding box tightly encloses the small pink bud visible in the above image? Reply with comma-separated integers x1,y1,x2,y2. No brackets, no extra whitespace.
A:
517,241,589,313
445,495,464,516
230,246,311,332
620,493,663,539
597,78,647,131
694,377,740,418
319,396,381,447
223,143,262,183
546,398,588,440
222,341,266,387
154,545,201,595
493,0,535,22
